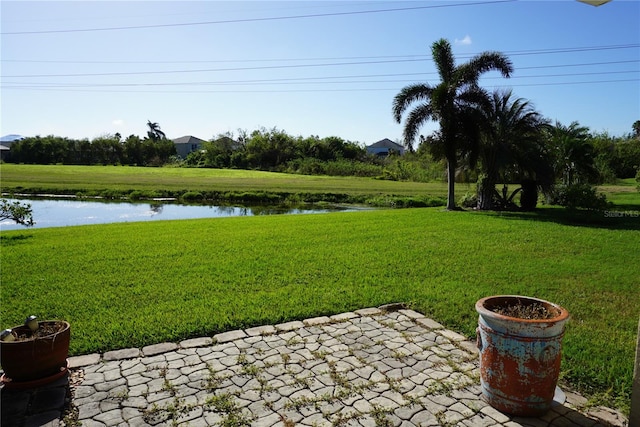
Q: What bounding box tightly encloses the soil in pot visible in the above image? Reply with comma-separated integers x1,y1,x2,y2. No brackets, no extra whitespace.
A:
489,300,557,320
12,322,66,341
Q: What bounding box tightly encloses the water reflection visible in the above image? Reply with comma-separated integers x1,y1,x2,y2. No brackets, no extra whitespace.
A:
150,203,163,215
0,198,355,231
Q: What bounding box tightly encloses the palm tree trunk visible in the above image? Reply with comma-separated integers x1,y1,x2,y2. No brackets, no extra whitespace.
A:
446,161,457,210
477,175,495,210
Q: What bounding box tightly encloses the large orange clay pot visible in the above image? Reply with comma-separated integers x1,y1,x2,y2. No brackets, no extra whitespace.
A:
476,296,569,416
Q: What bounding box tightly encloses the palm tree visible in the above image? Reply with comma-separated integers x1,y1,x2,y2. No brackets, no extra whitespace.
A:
474,90,552,210
546,121,597,185
631,120,640,140
146,120,166,143
392,38,513,210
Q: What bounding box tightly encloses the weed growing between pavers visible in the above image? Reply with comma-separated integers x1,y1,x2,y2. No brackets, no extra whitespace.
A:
109,388,129,402
237,353,261,377
159,367,177,396
141,367,198,426
434,410,457,427
203,365,231,391
278,412,297,427
205,393,253,426
370,404,395,427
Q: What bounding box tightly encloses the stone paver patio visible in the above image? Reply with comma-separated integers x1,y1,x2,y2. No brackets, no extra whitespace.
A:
0,306,628,426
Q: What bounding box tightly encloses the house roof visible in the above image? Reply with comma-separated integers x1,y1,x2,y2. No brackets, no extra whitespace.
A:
0,144,10,151
367,138,404,150
0,134,23,143
172,135,207,145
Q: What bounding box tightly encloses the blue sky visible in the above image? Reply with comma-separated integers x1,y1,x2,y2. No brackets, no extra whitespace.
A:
1,1,639,145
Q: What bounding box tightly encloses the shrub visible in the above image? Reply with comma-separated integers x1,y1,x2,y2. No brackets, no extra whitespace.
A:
182,191,204,202
100,189,123,200
459,192,477,208
287,158,383,178
226,191,284,204
636,169,640,192
519,180,539,211
129,190,160,201
547,184,609,210
367,196,446,208
129,191,144,201
378,160,436,183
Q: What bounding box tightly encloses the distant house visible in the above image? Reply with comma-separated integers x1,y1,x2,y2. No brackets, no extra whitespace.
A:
172,135,207,159
0,134,24,146
366,138,405,156
0,135,24,161
0,144,10,161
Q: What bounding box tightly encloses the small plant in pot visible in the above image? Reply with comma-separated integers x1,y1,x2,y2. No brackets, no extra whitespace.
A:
475,295,570,416
0,315,71,388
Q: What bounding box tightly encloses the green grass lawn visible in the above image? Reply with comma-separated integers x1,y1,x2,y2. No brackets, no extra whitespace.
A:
1,164,634,206
1,207,638,412
0,164,451,198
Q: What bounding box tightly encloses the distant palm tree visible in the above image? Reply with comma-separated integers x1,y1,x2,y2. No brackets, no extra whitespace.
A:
632,120,640,139
546,121,597,185
146,120,166,143
392,38,513,210
474,90,551,210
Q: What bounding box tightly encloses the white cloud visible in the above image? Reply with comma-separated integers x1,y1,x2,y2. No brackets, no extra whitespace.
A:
455,35,472,45
112,119,124,127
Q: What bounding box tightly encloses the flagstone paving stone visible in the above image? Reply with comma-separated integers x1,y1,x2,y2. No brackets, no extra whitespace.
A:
0,306,629,426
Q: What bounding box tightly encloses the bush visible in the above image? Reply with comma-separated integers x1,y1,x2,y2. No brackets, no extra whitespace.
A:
367,195,446,208
519,180,539,211
459,192,477,208
287,158,383,178
547,184,609,210
129,190,161,201
99,189,123,200
182,191,204,202
636,169,640,192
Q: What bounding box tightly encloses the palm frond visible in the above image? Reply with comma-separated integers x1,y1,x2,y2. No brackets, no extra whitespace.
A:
456,105,484,168
474,89,551,186
431,39,455,82
458,86,491,110
429,83,451,114
403,103,435,147
457,52,513,83
392,83,433,123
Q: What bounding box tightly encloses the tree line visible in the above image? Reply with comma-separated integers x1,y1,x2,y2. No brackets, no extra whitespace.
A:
185,128,369,171
7,133,176,167
5,124,638,184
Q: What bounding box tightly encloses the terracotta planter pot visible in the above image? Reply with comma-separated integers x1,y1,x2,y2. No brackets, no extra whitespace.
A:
476,296,569,416
0,320,70,383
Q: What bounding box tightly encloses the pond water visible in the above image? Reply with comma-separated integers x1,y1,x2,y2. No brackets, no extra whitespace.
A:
0,198,357,231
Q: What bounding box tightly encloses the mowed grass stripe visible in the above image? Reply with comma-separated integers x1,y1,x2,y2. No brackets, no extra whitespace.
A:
0,164,451,196
2,164,635,206
1,207,638,410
